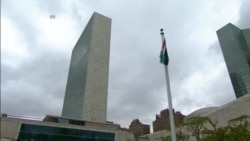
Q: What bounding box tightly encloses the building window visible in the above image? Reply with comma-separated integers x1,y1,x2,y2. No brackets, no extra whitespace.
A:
18,124,115,141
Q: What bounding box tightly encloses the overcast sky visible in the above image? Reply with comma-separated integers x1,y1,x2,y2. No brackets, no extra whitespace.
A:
1,0,250,130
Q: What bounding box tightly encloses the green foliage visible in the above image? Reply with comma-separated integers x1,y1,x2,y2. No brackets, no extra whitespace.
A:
160,125,189,141
202,126,229,141
176,124,189,141
184,116,210,141
228,115,250,127
139,115,249,141
160,136,172,141
200,115,250,141
226,115,250,141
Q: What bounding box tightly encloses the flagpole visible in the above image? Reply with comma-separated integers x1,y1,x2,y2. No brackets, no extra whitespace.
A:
160,29,177,141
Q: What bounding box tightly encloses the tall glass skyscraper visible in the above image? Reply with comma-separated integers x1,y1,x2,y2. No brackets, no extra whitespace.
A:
217,23,250,98
62,12,111,123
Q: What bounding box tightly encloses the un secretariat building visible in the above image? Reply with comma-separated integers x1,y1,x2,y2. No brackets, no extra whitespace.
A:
217,23,250,98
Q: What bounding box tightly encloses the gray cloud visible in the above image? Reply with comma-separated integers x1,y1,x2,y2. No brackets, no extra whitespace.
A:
1,49,69,118
1,0,248,131
238,0,250,28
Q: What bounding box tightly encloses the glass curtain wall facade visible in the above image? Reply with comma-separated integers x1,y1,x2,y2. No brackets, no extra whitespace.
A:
62,15,93,119
217,23,250,98
18,124,115,141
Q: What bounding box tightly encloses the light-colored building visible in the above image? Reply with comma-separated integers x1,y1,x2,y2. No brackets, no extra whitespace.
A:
217,23,250,98
1,115,134,141
62,12,111,123
140,94,250,141
1,12,134,141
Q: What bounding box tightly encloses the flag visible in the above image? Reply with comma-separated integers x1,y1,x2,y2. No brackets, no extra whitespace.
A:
160,37,169,65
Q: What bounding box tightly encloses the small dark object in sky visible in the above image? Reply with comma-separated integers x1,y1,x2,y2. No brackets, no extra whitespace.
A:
50,15,55,19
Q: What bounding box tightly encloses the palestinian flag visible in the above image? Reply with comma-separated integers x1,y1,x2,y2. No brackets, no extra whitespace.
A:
160,37,169,65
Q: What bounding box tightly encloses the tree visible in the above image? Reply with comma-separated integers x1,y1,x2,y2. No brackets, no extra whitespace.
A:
201,115,250,141
184,116,210,141
228,115,250,127
200,117,229,141
160,135,171,141
176,124,189,141
201,126,229,141
226,115,250,141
